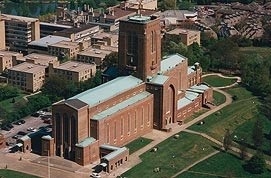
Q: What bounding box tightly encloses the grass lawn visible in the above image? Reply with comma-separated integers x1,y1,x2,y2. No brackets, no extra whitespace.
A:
240,47,271,59
0,93,27,113
0,169,40,178
122,133,218,178
189,87,259,142
183,109,209,124
212,90,226,106
177,151,271,178
202,75,237,87
125,137,153,155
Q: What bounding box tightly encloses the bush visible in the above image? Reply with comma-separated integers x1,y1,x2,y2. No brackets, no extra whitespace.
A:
243,154,266,174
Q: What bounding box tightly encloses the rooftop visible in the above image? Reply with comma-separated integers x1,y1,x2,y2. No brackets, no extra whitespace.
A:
167,28,200,35
54,61,96,72
160,54,186,73
28,35,71,48
187,84,210,94
128,15,151,22
92,91,152,121
57,99,88,110
58,24,99,34
149,75,169,85
101,144,128,161
177,97,192,109
48,40,79,49
70,75,143,106
19,135,30,141
9,62,46,74
42,135,53,140
78,47,113,58
76,137,96,148
1,14,39,23
25,53,58,66
187,66,196,75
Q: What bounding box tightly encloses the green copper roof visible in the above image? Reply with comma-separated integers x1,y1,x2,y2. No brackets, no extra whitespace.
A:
129,15,151,22
42,135,53,140
70,76,143,106
101,144,128,161
161,54,186,73
149,75,169,85
75,137,96,148
92,91,152,120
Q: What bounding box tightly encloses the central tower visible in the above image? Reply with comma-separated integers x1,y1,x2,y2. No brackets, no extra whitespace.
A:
118,15,161,81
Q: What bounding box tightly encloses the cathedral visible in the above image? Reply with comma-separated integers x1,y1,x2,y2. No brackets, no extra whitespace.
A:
40,14,213,173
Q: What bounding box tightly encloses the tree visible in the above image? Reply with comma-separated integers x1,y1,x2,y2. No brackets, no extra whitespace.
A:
223,129,232,151
244,153,266,174
239,136,248,160
103,52,118,68
159,0,176,11
252,118,264,149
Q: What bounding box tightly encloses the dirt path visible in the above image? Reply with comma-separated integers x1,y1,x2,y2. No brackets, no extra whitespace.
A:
202,73,241,89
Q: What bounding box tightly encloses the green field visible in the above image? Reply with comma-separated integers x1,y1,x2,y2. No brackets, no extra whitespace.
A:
122,133,218,178
0,93,27,113
0,169,40,178
183,109,209,124
212,90,226,105
125,137,153,155
202,75,237,87
177,152,271,178
240,47,271,59
189,87,259,142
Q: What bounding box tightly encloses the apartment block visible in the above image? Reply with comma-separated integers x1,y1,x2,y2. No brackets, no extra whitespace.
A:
49,61,96,83
0,18,5,50
8,62,46,92
0,50,24,73
48,41,87,59
166,28,201,46
25,53,58,66
28,35,71,54
77,45,118,68
1,14,40,54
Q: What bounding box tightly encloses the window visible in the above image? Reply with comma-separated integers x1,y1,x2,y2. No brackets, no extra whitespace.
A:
106,124,110,143
114,121,117,140
121,117,124,136
141,106,144,127
134,110,137,131
128,113,131,133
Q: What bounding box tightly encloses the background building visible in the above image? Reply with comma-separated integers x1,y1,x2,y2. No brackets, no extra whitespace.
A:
1,14,40,54
0,50,23,73
8,62,46,92
166,28,201,46
0,16,5,50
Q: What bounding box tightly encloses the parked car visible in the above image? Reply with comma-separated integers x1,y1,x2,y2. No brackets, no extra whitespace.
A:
7,123,14,128
37,110,46,115
44,118,52,124
31,112,40,117
27,127,37,132
12,135,19,139
14,121,22,125
90,173,101,178
1,126,11,131
17,131,27,136
19,120,25,124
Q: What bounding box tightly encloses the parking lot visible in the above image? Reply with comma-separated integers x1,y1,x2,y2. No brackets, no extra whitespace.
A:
0,112,52,146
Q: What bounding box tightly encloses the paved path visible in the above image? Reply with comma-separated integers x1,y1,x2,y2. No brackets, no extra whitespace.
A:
202,73,241,89
111,80,234,177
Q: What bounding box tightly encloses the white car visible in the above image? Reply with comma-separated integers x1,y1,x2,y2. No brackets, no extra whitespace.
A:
90,173,101,178
27,127,37,132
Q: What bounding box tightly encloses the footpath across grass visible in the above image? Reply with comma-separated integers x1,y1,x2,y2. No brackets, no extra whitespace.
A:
189,87,259,142
122,133,218,178
202,75,236,87
177,151,271,178
0,169,40,178
125,137,153,155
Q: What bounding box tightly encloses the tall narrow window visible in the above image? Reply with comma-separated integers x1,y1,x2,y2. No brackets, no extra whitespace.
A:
141,106,144,127
106,124,110,143
121,117,124,136
134,110,137,130
147,103,150,122
151,31,154,53
128,113,131,133
114,121,117,140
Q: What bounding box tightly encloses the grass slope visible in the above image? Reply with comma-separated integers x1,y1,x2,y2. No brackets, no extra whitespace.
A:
125,137,153,155
212,90,226,106
202,76,236,87
122,133,218,178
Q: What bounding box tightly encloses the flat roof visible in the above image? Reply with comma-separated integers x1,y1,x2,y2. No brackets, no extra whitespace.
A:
0,50,22,57
149,75,169,85
161,54,186,73
128,15,151,22
58,24,99,34
48,41,79,49
19,135,30,141
40,22,73,29
28,35,71,48
25,53,58,65
78,47,112,58
178,97,192,109
1,14,39,22
92,91,151,121
187,84,210,94
102,146,128,161
9,62,46,74
185,91,199,101
167,28,200,35
76,137,96,148
70,75,143,106
54,61,95,72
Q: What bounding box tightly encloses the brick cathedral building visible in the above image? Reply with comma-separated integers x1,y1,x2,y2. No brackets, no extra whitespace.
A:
39,15,212,173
